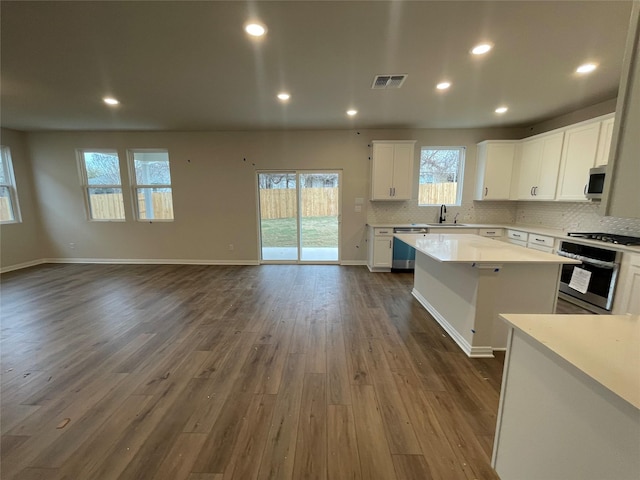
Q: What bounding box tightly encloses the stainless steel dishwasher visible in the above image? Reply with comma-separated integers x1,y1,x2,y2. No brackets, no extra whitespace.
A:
392,227,428,270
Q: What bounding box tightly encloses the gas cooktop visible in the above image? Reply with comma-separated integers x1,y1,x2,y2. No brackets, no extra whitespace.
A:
567,232,640,246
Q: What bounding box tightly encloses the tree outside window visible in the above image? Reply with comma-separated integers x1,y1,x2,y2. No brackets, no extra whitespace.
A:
419,147,465,205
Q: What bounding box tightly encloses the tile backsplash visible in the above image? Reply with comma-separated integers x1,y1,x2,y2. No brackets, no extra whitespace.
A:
367,199,640,236
515,202,640,236
366,199,517,225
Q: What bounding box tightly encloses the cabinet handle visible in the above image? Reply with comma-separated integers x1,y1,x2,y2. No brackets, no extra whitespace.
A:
389,240,392,248
584,184,587,194
486,231,496,234
393,187,396,196
534,237,545,243
530,186,534,196
485,187,488,197
389,187,393,197
513,233,521,238
534,186,538,196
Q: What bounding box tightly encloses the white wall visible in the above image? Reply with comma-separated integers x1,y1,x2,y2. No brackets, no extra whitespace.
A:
0,128,43,270
22,127,525,266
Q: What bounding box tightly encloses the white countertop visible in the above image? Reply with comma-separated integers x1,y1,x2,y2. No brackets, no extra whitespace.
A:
499,313,640,409
394,233,581,264
367,223,640,254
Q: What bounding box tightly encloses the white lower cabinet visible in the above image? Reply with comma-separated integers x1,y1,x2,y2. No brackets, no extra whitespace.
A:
504,229,555,253
613,253,640,314
367,227,393,271
428,227,478,235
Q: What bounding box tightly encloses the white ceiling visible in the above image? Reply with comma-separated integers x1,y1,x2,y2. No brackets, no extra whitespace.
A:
0,1,634,132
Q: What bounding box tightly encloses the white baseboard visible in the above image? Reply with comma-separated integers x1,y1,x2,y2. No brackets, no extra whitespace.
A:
2,258,365,272
42,258,261,266
412,288,495,358
0,259,47,274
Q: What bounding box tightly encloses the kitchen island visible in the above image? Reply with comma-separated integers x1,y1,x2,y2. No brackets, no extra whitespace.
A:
493,313,639,480
394,233,580,357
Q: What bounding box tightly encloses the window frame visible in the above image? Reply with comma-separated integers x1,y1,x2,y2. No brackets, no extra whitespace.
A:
77,149,126,222
128,148,175,222
418,146,466,206
0,146,22,224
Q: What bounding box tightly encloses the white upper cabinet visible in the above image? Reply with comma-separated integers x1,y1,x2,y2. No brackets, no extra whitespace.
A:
474,141,517,200
515,132,564,200
555,121,602,201
370,141,416,200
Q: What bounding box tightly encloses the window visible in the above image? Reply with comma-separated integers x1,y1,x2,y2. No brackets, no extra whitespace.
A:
130,150,174,220
418,147,465,205
79,150,125,220
0,146,21,223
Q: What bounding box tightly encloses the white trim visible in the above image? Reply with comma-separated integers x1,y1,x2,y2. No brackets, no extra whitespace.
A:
492,326,514,468
341,260,367,266
42,258,260,266
412,287,494,358
0,259,46,273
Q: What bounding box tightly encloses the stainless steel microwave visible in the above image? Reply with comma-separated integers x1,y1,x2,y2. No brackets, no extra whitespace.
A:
585,165,606,200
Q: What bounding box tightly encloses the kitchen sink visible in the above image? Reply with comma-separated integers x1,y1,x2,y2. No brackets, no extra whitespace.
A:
427,223,467,227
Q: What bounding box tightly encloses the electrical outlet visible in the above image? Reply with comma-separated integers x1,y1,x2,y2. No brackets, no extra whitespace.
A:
69,242,76,249
228,244,234,251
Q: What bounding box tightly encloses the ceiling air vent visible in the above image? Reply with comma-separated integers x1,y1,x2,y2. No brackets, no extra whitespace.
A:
371,74,408,89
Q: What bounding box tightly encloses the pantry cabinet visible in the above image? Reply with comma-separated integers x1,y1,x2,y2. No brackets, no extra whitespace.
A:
370,141,416,200
555,121,602,202
474,141,517,200
515,132,564,200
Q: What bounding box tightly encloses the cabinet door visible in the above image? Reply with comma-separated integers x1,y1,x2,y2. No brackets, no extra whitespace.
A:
372,236,393,267
371,143,394,200
516,139,542,199
613,254,640,314
595,117,615,166
391,143,414,199
476,143,515,200
536,132,564,200
556,123,600,201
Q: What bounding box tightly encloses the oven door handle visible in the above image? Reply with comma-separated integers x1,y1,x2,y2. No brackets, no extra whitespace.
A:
557,251,617,269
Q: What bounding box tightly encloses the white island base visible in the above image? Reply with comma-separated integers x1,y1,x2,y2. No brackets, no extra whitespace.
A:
412,252,561,357
493,314,640,480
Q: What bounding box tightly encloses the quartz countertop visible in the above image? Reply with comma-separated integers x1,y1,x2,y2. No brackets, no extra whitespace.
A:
499,313,640,409
366,223,640,254
394,233,581,264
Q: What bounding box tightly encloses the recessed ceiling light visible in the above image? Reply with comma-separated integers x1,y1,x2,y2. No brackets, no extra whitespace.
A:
103,97,119,105
576,63,597,74
436,82,451,90
495,106,508,114
245,23,266,37
346,109,358,116
471,43,493,55
277,93,290,101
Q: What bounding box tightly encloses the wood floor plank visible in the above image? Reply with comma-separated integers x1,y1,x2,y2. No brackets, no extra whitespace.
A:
191,393,255,474
327,405,362,480
222,394,277,480
292,373,327,480
153,433,208,480
256,354,306,480
326,322,352,405
392,454,434,480
350,384,397,480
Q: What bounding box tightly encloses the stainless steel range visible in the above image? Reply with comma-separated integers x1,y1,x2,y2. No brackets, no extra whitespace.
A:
556,232,640,313
566,232,640,246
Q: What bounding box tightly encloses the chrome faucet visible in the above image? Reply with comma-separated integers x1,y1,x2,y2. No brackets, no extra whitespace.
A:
439,204,447,223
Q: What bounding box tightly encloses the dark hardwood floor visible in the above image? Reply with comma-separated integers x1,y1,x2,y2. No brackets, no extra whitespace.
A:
1,263,512,479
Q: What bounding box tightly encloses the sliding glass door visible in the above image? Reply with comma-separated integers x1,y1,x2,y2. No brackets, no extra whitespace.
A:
258,171,340,263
